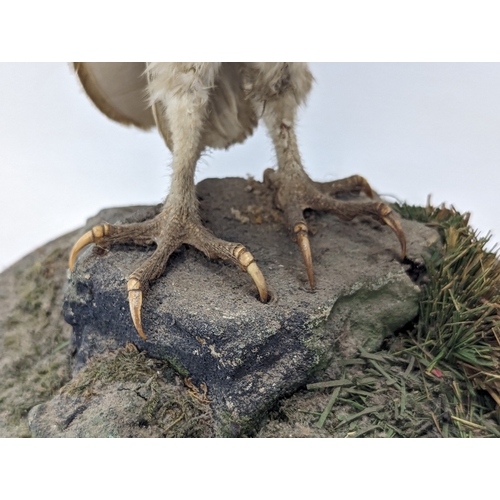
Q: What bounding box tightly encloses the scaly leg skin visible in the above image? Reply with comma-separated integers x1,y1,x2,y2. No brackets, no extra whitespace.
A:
69,63,268,340
263,166,406,288
252,63,406,290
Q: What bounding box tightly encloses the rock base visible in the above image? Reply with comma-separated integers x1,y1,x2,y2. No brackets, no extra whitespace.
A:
57,177,439,434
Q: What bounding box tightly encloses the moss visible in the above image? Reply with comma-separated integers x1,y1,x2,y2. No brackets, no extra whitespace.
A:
3,334,19,349
161,353,190,378
56,344,215,437
216,411,259,437
0,245,72,436
63,343,164,396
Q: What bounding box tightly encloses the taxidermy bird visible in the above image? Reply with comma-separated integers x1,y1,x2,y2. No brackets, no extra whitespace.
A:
69,62,406,340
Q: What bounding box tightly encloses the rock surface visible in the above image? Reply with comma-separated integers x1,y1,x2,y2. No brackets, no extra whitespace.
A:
0,231,80,437
56,177,439,435
28,343,215,438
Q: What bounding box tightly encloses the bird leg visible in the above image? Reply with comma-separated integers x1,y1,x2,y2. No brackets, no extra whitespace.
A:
69,63,268,339
69,62,405,338
254,63,406,289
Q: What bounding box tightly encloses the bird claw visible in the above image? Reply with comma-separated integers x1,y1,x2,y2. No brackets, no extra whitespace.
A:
67,176,404,341
68,222,148,340
294,224,315,289
127,277,146,340
125,247,269,340
68,219,269,340
69,223,111,272
266,170,407,289
378,204,407,260
234,245,269,302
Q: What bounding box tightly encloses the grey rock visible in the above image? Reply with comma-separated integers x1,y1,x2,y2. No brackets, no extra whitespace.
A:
59,177,439,435
28,380,213,438
28,382,211,438
27,342,215,438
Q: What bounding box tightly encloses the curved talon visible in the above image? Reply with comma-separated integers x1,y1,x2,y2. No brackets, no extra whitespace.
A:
127,278,146,340
247,262,268,302
354,175,374,199
379,209,407,260
69,231,94,271
234,246,268,302
69,223,110,271
294,224,315,289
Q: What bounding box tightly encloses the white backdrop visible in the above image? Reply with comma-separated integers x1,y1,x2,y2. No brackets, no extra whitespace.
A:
1,62,499,271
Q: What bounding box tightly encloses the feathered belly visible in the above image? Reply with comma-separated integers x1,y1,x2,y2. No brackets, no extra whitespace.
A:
201,63,259,150
74,62,259,151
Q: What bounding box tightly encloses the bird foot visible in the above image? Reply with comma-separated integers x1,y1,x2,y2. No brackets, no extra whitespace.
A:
69,209,268,339
263,168,407,289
